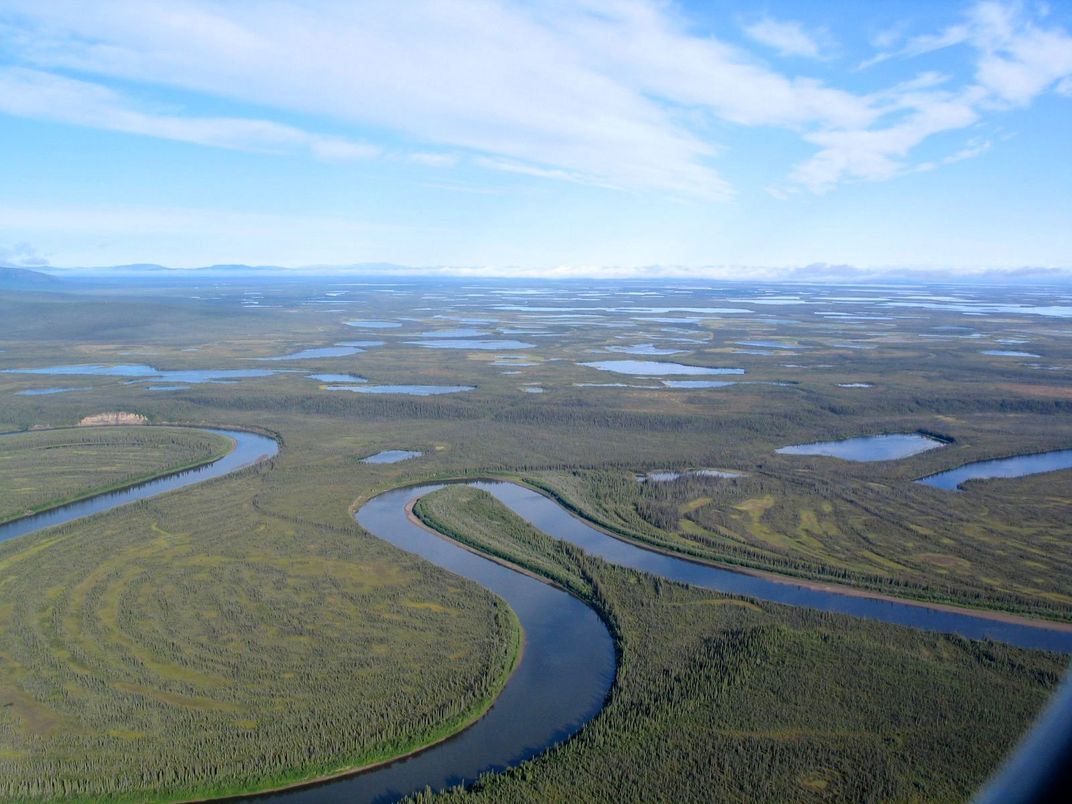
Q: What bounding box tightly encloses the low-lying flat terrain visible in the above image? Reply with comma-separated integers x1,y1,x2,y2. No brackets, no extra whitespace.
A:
1,276,1070,799
0,426,232,524
418,485,1063,802
0,465,517,800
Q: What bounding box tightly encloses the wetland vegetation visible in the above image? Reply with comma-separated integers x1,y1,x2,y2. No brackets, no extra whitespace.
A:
1,276,1070,800
417,485,1064,803
0,427,232,525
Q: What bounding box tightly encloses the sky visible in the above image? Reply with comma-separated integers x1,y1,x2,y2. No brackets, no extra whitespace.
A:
0,0,1070,276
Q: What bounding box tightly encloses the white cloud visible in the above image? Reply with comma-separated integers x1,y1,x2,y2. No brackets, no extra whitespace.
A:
744,17,825,59
790,1,1072,193
408,152,461,168
474,156,606,187
0,0,1067,201
0,0,731,198
0,67,381,160
789,92,981,192
0,241,50,267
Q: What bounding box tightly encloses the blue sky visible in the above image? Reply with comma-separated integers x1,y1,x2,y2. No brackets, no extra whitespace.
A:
0,0,1070,276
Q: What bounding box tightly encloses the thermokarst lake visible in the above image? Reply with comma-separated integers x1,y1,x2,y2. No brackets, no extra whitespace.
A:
776,433,947,461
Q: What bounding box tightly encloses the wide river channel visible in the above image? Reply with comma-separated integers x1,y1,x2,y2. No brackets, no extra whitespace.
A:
2,430,1071,803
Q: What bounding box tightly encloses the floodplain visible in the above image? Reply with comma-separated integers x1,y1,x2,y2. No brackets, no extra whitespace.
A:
1,276,1071,801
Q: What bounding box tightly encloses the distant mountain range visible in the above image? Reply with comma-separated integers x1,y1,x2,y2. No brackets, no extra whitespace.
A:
5,261,1071,285
0,266,62,288
44,263,290,276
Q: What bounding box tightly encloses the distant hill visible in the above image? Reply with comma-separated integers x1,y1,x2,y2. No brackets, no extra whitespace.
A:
0,266,61,288
192,264,285,273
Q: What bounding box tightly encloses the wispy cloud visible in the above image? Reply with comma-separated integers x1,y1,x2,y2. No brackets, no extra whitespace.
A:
743,17,827,59
408,152,461,168
0,67,381,161
0,0,1068,200
787,1,1072,193
0,241,50,267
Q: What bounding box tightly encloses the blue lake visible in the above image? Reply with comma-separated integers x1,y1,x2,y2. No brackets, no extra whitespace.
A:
361,450,423,464
661,380,738,388
640,469,742,482
309,374,367,383
777,433,946,461
408,340,535,350
917,449,1072,490
326,384,474,396
735,340,806,349
418,328,492,338
259,346,364,360
3,364,275,383
14,387,90,396
580,360,744,376
605,344,686,356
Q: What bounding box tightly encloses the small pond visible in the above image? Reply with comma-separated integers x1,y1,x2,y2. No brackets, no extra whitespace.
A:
735,340,807,350
14,387,89,396
418,328,492,338
3,364,274,383
580,360,744,377
605,344,686,356
345,321,401,329
361,450,423,464
777,433,946,461
661,380,738,388
639,469,742,482
326,384,474,396
409,339,535,350
259,346,364,361
309,374,367,383
917,449,1072,490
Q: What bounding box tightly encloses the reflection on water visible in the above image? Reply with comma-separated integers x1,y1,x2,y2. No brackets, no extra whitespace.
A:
259,346,364,360
735,340,807,350
0,430,278,545
417,328,491,338
256,485,615,803
918,449,1072,491
476,481,1072,653
3,364,274,383
361,450,423,464
309,374,367,383
777,433,944,461
14,386,89,395
580,360,743,376
408,339,535,350
325,384,474,396
605,344,686,356
638,469,742,482
661,380,738,389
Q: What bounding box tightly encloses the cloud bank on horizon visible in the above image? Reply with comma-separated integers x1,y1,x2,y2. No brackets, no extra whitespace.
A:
0,0,1069,272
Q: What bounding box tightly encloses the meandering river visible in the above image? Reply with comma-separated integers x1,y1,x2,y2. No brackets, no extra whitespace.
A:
0,428,278,544
3,430,1071,803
